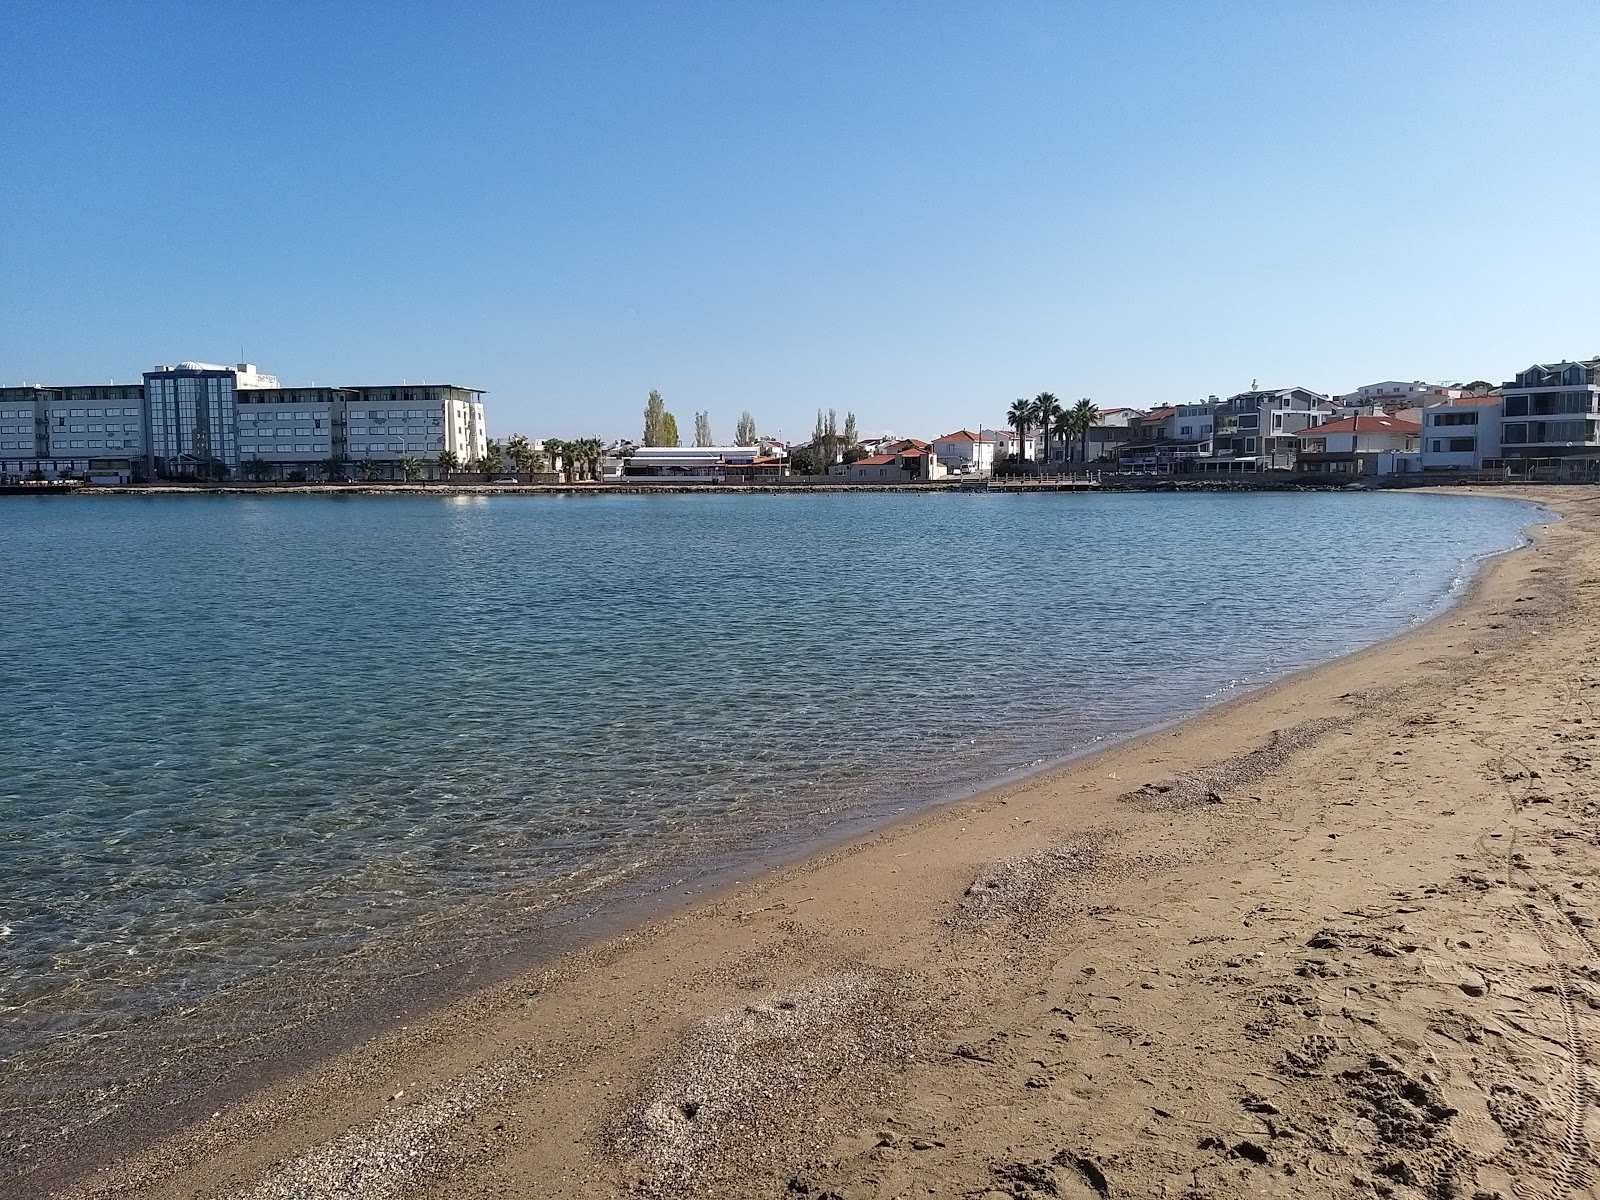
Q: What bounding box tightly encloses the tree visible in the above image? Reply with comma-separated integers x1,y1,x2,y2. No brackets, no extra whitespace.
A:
1072,398,1101,463
1032,393,1064,465
1052,407,1078,470
734,410,758,446
661,411,680,447
482,439,505,476
694,411,713,447
644,390,669,446
359,458,385,482
436,449,460,479
843,411,859,450
572,436,605,480
321,454,348,482
1006,398,1033,463
826,409,839,466
243,456,272,482
400,455,422,482
505,433,534,477
542,437,567,481
788,446,821,475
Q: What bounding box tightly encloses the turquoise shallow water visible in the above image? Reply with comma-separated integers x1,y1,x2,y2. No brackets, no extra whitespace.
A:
0,490,1540,1154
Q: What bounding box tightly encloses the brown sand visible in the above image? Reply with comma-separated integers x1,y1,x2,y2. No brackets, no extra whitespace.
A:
44,486,1600,1200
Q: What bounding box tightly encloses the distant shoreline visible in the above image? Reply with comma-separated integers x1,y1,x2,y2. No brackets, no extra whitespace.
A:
0,475,1515,498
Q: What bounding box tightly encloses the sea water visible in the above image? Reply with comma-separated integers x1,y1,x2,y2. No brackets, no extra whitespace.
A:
0,489,1540,1159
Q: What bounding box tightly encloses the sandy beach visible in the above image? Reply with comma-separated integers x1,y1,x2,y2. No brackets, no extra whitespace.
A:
38,485,1600,1199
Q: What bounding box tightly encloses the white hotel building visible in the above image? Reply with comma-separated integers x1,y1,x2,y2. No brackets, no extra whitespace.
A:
1,362,489,482
0,383,149,481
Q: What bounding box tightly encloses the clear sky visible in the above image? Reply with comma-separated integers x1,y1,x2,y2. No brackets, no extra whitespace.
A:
5,2,1597,442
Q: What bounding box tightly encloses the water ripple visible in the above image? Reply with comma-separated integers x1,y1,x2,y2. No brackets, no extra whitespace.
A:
0,490,1538,1146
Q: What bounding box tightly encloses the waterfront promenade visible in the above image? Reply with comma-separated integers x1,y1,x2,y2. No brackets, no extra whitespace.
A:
42,486,1600,1200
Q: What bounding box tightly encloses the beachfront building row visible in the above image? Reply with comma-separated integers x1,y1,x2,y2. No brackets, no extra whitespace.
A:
0,362,488,482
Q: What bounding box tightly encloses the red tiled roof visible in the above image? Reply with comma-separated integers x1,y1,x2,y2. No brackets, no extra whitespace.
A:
1299,415,1420,437
852,454,897,466
1142,407,1176,420
936,429,993,443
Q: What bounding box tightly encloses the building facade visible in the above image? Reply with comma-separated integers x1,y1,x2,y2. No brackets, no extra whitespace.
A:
1419,402,1503,472
1200,387,1331,470
1294,414,1420,475
1497,359,1600,477
932,430,995,475
144,362,279,478
344,385,486,472
0,383,147,481
235,387,348,478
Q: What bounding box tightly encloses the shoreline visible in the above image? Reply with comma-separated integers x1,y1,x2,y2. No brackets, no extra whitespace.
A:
1,476,1538,498
32,485,1594,1199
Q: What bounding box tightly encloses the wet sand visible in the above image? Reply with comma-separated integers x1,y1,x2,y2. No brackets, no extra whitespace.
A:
42,485,1600,1199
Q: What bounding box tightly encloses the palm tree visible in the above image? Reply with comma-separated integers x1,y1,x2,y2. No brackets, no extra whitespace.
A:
243,456,272,482
400,454,422,482
1052,408,1078,470
505,433,534,479
1032,392,1064,467
481,439,505,477
1072,398,1101,463
1005,398,1032,465
543,437,567,482
359,458,384,482
435,449,460,480
573,436,605,481
321,454,348,482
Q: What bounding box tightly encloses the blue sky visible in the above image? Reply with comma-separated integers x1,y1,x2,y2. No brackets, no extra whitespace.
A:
5,2,1597,442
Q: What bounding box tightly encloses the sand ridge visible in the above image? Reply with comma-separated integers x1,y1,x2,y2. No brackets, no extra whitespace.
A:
39,486,1600,1200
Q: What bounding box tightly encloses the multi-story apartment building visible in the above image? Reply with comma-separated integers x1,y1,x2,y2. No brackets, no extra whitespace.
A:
343,385,487,474
235,387,348,477
1497,359,1600,477
235,384,486,479
144,362,279,478
0,386,47,478
0,383,147,481
1419,402,1502,472
1200,387,1330,470
1337,380,1464,407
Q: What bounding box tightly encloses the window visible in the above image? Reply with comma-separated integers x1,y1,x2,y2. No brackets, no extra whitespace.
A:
1448,437,1475,452
69,424,86,433
1504,395,1529,417
69,409,85,417
88,440,103,449
87,423,103,433
69,439,86,448
1238,413,1259,429
123,407,139,416
1432,412,1478,427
